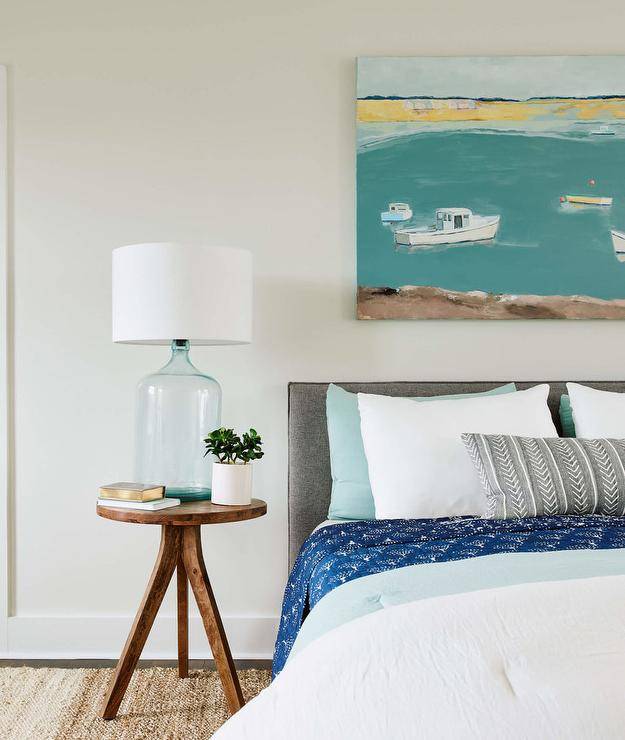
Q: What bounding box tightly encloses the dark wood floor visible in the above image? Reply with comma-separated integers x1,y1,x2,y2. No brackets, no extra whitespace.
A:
0,658,272,669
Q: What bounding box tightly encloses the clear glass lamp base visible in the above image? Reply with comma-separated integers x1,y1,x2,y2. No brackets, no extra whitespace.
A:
135,340,221,502
165,487,212,502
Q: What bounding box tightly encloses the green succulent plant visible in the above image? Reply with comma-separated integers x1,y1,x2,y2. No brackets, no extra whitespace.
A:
203,427,264,464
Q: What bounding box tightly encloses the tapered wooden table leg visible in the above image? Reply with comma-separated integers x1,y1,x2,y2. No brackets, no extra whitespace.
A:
182,526,245,714
177,555,189,678
100,525,181,720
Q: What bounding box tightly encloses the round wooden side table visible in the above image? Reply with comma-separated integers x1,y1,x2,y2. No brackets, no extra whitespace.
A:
97,499,267,720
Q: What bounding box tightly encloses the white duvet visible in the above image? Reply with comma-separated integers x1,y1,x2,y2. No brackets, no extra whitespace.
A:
215,575,625,739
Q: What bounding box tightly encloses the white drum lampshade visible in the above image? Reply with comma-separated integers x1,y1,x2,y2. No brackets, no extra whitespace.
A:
112,243,253,502
113,242,252,345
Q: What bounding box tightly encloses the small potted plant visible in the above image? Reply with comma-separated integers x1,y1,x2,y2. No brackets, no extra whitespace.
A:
203,427,264,505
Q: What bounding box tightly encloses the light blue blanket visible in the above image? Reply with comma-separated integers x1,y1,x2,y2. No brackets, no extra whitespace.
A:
289,547,625,661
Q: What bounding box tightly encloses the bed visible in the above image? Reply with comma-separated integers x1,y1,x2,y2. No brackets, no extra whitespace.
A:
215,381,625,739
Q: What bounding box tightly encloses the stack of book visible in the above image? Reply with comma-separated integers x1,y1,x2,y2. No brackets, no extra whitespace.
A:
97,483,181,510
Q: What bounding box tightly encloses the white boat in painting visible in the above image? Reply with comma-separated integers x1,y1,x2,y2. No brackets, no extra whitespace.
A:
591,125,616,136
394,208,500,247
612,230,625,262
381,202,412,222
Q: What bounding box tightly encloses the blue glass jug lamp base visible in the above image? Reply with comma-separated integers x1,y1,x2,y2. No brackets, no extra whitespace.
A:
165,487,212,502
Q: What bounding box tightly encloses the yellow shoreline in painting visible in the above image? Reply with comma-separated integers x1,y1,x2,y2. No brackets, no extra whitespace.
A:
357,98,625,123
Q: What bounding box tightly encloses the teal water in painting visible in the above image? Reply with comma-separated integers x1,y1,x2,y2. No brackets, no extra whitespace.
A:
357,131,625,299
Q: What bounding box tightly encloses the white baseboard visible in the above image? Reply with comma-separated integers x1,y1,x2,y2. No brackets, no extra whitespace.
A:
2,615,278,660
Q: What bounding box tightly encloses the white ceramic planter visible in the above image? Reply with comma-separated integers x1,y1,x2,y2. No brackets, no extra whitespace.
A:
211,462,253,506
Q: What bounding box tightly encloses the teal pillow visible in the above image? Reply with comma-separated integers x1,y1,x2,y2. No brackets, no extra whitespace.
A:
559,394,576,437
326,382,518,520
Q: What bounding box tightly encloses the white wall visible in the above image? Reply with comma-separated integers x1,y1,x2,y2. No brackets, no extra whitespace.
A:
2,0,625,658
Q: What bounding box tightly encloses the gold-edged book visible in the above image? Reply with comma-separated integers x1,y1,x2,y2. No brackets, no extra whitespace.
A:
99,482,165,503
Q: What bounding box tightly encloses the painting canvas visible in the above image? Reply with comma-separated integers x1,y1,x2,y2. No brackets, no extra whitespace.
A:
357,56,625,319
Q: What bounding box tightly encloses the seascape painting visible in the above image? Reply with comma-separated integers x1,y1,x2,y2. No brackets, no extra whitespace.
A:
356,56,625,319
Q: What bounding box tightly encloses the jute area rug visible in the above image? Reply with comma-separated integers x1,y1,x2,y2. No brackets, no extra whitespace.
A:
0,666,270,739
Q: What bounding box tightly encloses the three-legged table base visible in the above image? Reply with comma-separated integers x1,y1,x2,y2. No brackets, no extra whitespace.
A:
100,524,244,719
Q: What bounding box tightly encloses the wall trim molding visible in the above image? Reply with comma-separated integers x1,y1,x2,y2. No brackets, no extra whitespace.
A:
3,614,278,660
0,65,9,654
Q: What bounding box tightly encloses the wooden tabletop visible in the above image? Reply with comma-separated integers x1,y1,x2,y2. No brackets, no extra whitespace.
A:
97,498,267,526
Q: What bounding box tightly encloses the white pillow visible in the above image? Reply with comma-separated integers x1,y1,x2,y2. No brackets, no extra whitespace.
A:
357,384,557,520
566,382,625,437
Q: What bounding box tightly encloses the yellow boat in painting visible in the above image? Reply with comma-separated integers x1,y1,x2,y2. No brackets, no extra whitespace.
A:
561,194,613,206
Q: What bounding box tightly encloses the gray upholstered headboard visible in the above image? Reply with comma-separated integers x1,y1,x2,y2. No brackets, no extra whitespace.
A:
287,381,625,567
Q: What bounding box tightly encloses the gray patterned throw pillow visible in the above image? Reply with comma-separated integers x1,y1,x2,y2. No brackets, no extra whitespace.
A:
462,434,625,519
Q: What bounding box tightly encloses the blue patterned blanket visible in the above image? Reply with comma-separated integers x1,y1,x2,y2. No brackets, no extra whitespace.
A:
272,515,625,678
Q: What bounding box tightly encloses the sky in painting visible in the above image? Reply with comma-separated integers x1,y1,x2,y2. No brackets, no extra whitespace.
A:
357,56,625,100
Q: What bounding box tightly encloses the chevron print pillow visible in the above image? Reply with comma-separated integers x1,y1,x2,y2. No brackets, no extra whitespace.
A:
462,434,625,519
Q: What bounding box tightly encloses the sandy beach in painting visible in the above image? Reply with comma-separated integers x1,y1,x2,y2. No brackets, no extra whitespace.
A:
357,97,625,125
358,286,625,320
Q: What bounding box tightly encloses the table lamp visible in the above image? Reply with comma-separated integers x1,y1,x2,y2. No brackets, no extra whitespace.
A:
112,242,252,501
